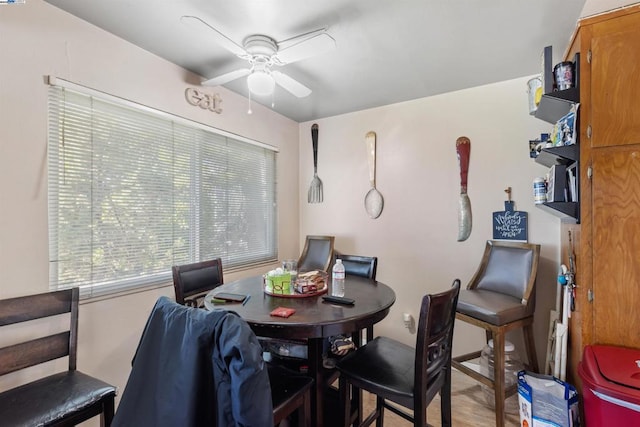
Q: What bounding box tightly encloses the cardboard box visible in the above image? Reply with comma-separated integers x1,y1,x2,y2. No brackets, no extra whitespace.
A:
518,371,580,427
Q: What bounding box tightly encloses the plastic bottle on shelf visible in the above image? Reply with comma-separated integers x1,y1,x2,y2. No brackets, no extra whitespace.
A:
331,259,345,297
533,177,547,204
479,339,524,415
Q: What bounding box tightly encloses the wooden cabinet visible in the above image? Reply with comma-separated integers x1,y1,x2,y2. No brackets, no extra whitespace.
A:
563,4,640,387
591,147,640,345
590,11,640,148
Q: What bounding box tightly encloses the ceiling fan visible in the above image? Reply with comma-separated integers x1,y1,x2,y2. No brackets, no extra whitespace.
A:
181,15,336,98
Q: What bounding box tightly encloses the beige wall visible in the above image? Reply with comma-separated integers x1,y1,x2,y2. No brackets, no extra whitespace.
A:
581,0,640,16
298,79,561,363
2,0,567,421
0,0,300,410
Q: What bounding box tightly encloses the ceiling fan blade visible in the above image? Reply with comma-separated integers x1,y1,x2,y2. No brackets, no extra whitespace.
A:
202,68,251,86
276,32,336,64
180,15,247,58
272,71,312,98
277,27,328,49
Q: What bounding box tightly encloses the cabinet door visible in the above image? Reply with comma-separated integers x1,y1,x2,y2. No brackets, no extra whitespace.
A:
591,12,640,148
592,146,640,347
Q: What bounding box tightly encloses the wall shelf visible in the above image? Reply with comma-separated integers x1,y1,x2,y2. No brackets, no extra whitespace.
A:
535,144,578,168
530,52,580,223
534,143,580,222
536,202,579,223
534,52,580,124
534,88,579,124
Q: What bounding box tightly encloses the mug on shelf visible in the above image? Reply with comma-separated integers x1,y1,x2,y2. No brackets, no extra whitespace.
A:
554,61,574,91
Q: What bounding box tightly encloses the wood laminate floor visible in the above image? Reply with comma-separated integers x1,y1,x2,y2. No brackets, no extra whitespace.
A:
358,368,521,427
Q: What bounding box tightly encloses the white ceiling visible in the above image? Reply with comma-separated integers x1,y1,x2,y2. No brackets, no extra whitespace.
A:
44,0,586,123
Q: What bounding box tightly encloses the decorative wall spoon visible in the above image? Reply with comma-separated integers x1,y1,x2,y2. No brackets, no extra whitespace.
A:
364,131,384,219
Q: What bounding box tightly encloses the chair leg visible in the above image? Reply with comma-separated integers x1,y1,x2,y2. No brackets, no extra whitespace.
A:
339,375,352,427
376,395,385,427
102,395,115,427
353,385,363,426
441,365,452,427
493,332,506,427
523,323,539,373
298,389,311,427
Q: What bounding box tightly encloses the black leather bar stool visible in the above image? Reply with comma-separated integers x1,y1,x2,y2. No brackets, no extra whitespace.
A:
452,240,540,427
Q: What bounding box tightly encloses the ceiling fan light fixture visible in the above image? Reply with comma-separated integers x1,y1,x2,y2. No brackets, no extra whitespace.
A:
247,70,275,96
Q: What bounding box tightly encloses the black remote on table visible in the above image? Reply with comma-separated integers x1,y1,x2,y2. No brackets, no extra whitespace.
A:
322,295,355,305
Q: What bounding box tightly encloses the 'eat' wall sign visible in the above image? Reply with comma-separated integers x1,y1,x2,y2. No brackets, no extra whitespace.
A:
185,88,222,114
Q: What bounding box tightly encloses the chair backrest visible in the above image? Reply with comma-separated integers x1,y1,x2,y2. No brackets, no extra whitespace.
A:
172,258,224,307
335,253,378,280
414,279,461,419
469,240,540,304
0,288,78,375
297,235,335,272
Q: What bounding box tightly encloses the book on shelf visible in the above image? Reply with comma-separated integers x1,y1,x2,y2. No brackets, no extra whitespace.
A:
567,163,578,202
547,164,567,202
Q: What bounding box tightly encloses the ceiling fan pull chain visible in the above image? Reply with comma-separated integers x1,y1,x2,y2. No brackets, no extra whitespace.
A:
247,89,253,115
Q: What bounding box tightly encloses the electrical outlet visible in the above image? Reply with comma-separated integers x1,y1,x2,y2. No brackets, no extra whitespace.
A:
403,312,412,328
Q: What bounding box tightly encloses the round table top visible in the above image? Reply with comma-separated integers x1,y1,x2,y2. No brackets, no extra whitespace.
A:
204,274,396,340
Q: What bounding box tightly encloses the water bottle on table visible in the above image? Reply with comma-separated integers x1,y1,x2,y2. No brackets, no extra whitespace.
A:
332,259,345,297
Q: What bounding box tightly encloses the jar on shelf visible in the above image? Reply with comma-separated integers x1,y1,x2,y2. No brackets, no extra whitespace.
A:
479,339,524,414
533,177,547,204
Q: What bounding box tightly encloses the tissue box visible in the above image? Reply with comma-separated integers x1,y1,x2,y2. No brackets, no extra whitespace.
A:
265,272,292,294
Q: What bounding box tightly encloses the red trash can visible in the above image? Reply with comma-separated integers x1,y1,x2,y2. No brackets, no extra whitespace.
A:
578,345,640,426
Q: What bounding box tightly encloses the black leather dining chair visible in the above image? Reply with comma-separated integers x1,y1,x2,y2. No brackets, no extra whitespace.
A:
172,258,224,307
337,253,378,281
298,235,335,273
336,279,461,427
113,297,313,427
334,252,378,342
452,240,540,427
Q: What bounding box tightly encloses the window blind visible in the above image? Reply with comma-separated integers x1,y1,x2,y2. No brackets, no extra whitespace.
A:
48,81,277,298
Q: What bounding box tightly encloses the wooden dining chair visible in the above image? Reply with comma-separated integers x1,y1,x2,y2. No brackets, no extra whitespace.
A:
336,280,461,427
172,258,224,307
0,288,116,427
297,235,335,273
451,240,540,427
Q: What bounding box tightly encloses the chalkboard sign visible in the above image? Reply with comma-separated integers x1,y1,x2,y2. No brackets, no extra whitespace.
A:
493,201,528,241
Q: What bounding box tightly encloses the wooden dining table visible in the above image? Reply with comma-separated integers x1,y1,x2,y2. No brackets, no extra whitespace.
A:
204,274,396,427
